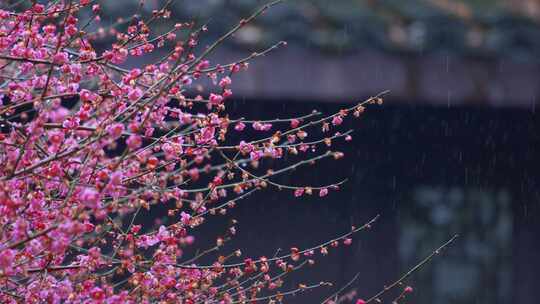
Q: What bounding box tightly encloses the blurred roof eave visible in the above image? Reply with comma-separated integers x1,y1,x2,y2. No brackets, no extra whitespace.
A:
38,0,540,107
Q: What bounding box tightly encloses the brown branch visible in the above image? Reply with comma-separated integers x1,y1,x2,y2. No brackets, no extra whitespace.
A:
365,234,459,303
3,225,58,250
169,215,379,269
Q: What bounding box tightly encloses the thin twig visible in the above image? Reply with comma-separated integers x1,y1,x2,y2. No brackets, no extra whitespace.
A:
365,234,459,303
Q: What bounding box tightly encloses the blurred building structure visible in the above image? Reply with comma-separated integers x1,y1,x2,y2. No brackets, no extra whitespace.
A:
93,0,540,108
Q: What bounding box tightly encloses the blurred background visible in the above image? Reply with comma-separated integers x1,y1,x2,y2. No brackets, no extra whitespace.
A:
101,1,538,303
29,0,540,303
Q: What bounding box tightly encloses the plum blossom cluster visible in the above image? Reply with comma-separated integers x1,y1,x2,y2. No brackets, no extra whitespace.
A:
0,1,450,303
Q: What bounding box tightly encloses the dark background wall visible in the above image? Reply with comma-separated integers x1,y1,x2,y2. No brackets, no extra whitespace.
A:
142,99,539,303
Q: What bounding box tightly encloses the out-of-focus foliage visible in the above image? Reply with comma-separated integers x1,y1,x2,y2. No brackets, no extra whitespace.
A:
400,186,513,304
4,0,539,58
114,0,540,59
